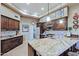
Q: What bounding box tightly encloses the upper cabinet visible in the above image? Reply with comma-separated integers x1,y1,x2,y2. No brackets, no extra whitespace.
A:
1,15,20,31
40,7,68,22
0,4,20,31
1,15,9,30
0,4,20,21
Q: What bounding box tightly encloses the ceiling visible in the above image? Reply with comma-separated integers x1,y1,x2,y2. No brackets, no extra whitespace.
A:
12,3,61,17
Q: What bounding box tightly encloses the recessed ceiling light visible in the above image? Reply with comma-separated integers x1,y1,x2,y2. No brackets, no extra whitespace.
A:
23,10,27,12
26,3,30,5
41,7,44,11
32,13,38,17
23,10,29,15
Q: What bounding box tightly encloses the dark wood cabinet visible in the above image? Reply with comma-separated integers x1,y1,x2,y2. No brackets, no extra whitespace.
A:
53,17,68,30
15,20,19,30
37,17,68,33
10,19,15,30
37,22,45,34
1,36,23,55
8,18,13,30
1,15,9,30
37,23,45,38
1,15,20,31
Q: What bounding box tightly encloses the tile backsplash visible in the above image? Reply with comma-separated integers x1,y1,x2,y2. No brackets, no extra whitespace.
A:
1,31,16,37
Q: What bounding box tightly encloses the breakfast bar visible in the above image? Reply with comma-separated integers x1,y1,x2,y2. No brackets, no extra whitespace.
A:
28,37,79,56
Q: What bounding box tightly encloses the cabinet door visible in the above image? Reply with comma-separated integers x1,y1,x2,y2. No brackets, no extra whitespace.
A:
8,18,12,30
1,15,5,30
28,44,34,56
10,19,14,30
8,19,15,30
15,36,23,45
6,17,9,30
9,20,19,30
15,21,19,30
1,39,13,54
1,15,9,30
12,20,15,30
54,18,67,30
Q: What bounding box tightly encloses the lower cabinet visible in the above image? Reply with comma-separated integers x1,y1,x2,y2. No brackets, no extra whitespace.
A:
28,44,34,56
1,36,23,55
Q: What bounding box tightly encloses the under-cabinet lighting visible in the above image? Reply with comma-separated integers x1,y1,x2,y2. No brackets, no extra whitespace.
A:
59,20,63,24
46,16,51,22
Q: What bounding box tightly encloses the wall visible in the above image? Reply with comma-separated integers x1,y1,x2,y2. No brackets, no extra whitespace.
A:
20,17,38,41
68,4,79,35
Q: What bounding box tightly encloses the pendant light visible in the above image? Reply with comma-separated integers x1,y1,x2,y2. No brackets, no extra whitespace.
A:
46,3,51,21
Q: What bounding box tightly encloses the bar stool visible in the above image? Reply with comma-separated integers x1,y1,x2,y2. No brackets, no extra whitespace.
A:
68,41,79,56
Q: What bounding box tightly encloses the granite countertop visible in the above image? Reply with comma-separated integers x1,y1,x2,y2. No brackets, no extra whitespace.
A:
0,34,23,40
28,37,79,56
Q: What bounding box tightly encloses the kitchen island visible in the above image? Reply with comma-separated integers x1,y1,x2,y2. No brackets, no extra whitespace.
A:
28,37,79,56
